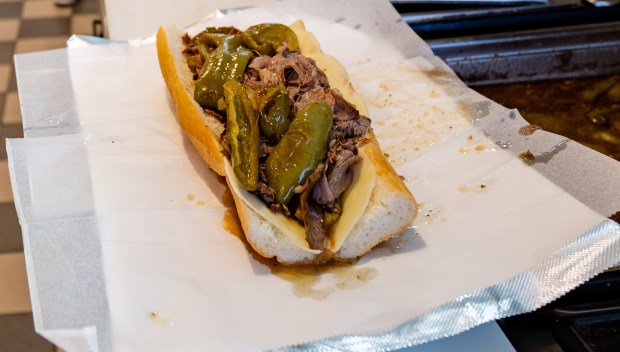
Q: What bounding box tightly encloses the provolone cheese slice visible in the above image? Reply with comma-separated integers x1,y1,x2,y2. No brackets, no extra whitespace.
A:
328,148,376,251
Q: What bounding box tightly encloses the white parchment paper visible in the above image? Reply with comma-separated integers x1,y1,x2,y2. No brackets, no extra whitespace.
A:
8,0,620,351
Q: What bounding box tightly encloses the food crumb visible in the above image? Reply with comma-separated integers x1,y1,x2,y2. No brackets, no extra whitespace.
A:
518,124,542,136
467,135,473,140
187,194,195,201
519,150,536,162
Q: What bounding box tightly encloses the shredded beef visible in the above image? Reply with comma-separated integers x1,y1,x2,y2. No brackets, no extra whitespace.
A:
256,181,276,205
334,115,371,139
259,140,272,159
243,52,329,101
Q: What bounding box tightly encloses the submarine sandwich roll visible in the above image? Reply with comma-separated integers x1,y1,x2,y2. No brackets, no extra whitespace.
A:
156,21,417,264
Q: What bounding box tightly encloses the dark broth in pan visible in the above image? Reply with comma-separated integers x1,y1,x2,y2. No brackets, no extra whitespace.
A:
474,75,620,161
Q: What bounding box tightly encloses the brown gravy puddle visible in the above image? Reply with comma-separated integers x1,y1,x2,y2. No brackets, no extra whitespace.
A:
221,188,244,239
474,75,620,160
272,264,378,300
219,187,378,300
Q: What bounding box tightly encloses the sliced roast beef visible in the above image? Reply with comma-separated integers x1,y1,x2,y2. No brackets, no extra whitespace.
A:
309,147,361,213
329,149,361,199
309,170,335,210
300,164,327,250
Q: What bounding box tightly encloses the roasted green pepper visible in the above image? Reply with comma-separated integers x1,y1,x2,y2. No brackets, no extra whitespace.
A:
241,23,300,56
266,102,333,204
224,80,260,191
193,33,233,55
325,211,339,226
194,35,253,111
259,85,292,142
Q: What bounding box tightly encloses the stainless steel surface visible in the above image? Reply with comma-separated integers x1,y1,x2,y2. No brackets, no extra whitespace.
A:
587,0,620,6
395,0,579,23
429,22,620,85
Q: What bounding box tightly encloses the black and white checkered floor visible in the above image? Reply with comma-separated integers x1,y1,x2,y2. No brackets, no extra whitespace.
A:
0,0,101,350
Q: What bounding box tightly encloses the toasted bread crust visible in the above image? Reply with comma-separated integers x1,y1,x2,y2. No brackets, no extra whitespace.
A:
156,27,226,176
156,24,417,264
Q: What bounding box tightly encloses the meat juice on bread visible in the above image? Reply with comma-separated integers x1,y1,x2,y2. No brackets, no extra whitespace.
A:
156,21,417,264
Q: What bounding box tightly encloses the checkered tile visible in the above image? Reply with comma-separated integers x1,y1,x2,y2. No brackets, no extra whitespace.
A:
0,1,101,351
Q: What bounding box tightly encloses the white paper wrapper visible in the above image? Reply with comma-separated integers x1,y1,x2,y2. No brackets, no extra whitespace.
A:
8,0,620,351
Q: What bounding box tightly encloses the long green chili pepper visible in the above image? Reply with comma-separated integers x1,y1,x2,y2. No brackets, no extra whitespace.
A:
241,23,300,56
266,102,333,204
224,80,260,191
259,85,292,142
194,35,253,111
193,33,234,54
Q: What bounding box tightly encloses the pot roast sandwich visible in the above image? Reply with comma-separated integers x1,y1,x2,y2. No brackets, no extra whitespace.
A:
156,21,417,264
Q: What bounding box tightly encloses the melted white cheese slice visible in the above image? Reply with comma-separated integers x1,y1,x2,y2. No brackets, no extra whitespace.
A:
329,148,376,251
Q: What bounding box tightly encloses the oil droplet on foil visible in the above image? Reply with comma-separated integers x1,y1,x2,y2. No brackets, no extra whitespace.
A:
82,133,93,144
474,144,487,152
458,183,489,194
46,115,61,125
495,141,512,149
148,311,174,326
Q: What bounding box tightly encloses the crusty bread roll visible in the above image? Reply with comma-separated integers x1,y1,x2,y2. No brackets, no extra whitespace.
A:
156,21,417,264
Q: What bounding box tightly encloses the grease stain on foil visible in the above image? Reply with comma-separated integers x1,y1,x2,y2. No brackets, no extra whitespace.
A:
218,188,377,300
272,265,378,300
348,58,472,167
148,311,174,326
457,180,494,194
